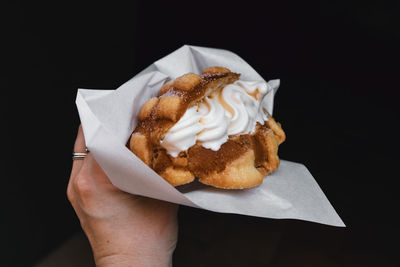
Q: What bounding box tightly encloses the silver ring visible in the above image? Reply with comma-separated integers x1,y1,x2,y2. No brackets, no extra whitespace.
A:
72,148,89,160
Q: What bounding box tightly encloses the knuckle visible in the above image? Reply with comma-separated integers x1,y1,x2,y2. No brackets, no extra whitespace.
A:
66,183,75,203
73,173,93,197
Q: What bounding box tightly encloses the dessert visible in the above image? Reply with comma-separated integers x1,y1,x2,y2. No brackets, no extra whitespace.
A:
129,67,285,189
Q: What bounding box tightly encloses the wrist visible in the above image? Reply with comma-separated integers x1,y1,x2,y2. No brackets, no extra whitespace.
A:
94,251,173,267
87,226,176,267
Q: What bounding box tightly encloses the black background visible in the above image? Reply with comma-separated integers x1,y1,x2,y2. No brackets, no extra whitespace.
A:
4,0,400,266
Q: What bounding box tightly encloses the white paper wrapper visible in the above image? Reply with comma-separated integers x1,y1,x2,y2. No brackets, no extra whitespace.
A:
76,45,345,227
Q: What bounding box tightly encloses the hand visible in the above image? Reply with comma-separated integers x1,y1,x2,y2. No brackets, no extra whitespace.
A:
67,125,178,267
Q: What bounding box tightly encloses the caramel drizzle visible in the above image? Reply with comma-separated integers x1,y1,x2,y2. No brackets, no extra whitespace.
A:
218,89,234,117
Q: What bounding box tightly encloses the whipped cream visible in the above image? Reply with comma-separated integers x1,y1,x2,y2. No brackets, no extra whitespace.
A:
161,80,274,157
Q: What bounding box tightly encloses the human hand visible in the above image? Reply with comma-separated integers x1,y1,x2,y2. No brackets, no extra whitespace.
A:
67,125,178,267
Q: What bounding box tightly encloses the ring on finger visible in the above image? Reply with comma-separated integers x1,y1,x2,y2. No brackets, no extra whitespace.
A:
72,147,90,160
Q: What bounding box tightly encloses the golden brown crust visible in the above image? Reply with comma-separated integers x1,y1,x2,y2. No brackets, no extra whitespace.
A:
266,116,286,145
158,82,173,96
202,66,231,75
172,73,202,91
198,150,264,189
160,166,195,186
129,133,152,166
138,97,159,121
155,96,183,122
129,67,285,188
255,125,280,174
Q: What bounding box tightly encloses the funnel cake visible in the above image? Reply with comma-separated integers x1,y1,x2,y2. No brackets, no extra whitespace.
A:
129,67,285,189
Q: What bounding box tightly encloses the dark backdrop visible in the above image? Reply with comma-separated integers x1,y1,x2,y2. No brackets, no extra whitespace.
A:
4,0,399,266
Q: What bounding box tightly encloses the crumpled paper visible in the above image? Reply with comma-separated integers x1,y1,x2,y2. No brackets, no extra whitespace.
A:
76,45,344,227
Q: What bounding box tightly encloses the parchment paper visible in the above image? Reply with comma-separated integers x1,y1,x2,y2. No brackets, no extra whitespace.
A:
76,45,345,227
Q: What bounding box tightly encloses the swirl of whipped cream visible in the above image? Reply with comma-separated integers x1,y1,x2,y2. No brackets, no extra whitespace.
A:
223,81,272,135
222,84,252,134
197,97,230,150
161,80,274,157
160,106,203,157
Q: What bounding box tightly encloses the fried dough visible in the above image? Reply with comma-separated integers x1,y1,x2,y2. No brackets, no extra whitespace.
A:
129,67,285,189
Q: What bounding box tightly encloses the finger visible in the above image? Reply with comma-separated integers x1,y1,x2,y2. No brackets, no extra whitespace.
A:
83,153,114,186
70,125,86,178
